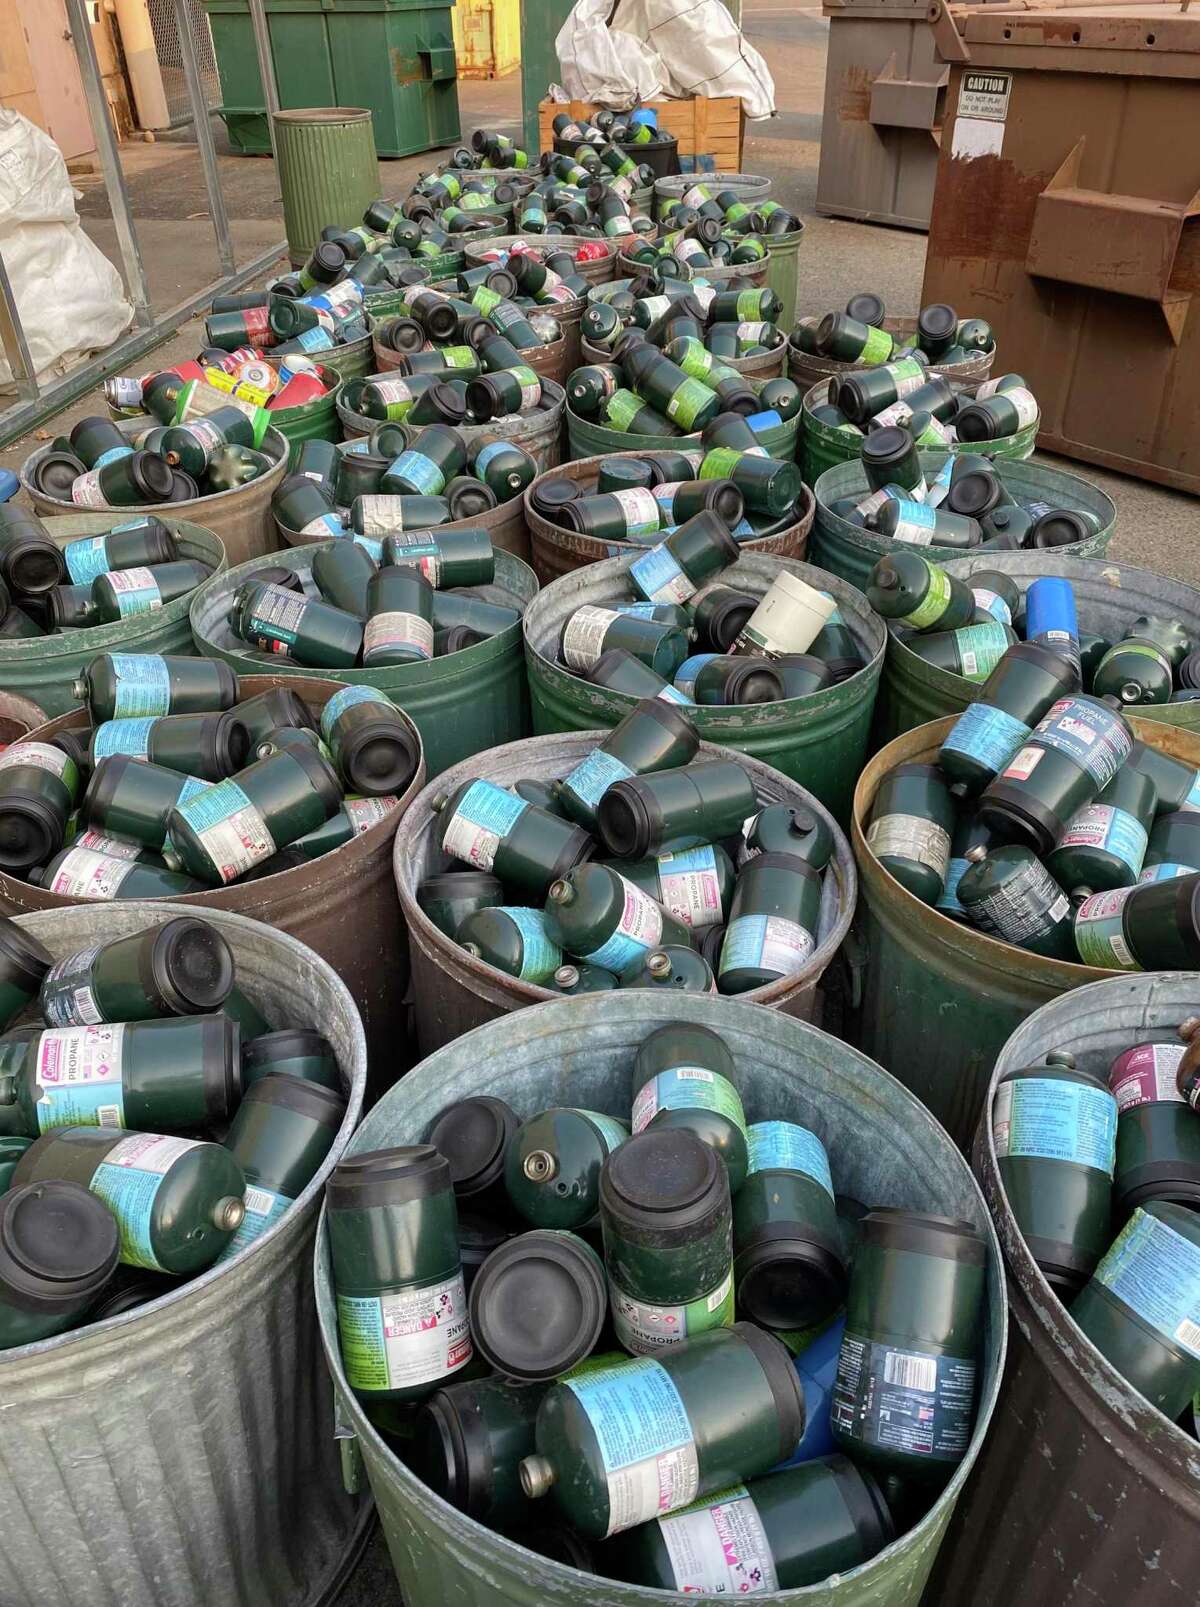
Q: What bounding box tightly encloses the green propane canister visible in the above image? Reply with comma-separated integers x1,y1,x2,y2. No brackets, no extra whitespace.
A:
865,762,955,905
628,513,740,608
591,649,694,707
562,491,664,543
472,440,538,500
74,654,236,724
458,908,564,985
611,602,694,634
916,304,959,359
34,846,206,900
567,364,622,419
506,1107,628,1231
70,450,176,511
690,585,758,653
556,698,699,829
719,852,823,993
0,918,52,1032
631,1023,746,1190
319,684,419,797
831,1209,986,1482
1141,812,1200,885
430,591,520,642
979,695,1135,857
604,844,734,931
1046,764,1156,894
544,864,693,973
0,740,81,875
561,606,689,680
607,1453,894,1594
220,1073,346,1259
87,558,209,624
816,313,895,364
1108,1036,1200,1213
619,945,716,993
163,746,342,884
71,415,134,470
380,426,467,498
743,804,835,871
969,570,1023,627
89,711,251,781
867,551,976,632
1127,742,1200,814
519,1323,804,1537
468,1230,607,1380
361,566,435,668
241,1028,339,1091
273,474,344,542
80,755,210,851
730,573,836,659
937,810,995,923
903,622,1017,684
281,795,399,860
698,449,801,518
382,527,495,590
1069,1200,1200,1418
1093,617,1192,707
956,388,1040,443
159,409,254,477
357,375,437,424
61,516,176,586
939,642,1079,798
37,915,234,1028
874,498,979,550
0,1179,119,1349
0,1011,240,1138
603,390,683,439
427,1095,519,1214
233,581,364,669
621,346,721,435
838,360,930,427
596,761,757,860
326,1145,473,1406
433,778,593,900
0,1134,31,1191
733,1120,846,1331
957,844,1076,961
311,541,375,617
552,962,620,995
600,1127,734,1354
12,1126,244,1273
413,1375,548,1528
515,778,566,815
993,1050,1117,1292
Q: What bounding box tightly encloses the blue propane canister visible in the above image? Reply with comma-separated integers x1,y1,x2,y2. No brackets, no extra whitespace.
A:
775,1314,845,1468
0,470,19,504
1024,577,1081,686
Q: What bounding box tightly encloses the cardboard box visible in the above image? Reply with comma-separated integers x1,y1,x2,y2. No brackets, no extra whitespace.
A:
538,96,744,172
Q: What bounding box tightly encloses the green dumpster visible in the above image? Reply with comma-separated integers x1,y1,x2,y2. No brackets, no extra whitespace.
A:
203,0,460,159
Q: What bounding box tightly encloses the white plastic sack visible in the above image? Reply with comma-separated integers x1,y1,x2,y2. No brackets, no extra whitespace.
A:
0,110,133,391
556,0,775,121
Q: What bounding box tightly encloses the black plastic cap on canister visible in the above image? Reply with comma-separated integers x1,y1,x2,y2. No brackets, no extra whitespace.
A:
721,659,785,705
734,1215,847,1333
845,293,885,327
212,710,254,775
829,1456,897,1554
243,1027,340,1089
0,795,67,876
705,480,745,529
917,303,958,346
148,917,235,1016
252,566,306,595
428,1096,520,1200
326,1144,452,1211
468,1231,606,1381
127,450,177,504
528,477,582,519
731,1320,807,1463
600,1128,727,1243
0,1180,119,1314
859,1208,987,1266
240,1071,347,1131
946,469,1003,519
339,710,421,797
0,916,52,1000
1029,510,1090,549
860,427,915,474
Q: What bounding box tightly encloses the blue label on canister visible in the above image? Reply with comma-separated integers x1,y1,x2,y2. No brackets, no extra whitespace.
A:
1094,1208,1200,1358
993,1075,1117,1174
1139,861,1200,884
387,450,445,496
92,717,155,761
320,683,391,741
561,748,636,810
674,654,717,697
746,1121,834,1196
941,703,1030,774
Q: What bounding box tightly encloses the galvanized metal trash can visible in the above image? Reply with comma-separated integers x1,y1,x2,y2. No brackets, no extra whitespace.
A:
928,973,1200,1605
0,903,369,1607
274,107,381,266
314,993,1007,1607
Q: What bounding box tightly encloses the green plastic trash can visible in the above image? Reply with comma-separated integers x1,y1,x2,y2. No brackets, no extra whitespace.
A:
274,107,380,264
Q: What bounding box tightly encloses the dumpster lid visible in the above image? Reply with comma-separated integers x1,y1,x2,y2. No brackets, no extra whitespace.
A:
939,1,1200,74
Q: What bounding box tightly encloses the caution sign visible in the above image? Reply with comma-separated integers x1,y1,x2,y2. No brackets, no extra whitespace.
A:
959,71,1013,121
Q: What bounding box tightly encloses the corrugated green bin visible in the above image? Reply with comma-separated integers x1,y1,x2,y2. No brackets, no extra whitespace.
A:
203,0,460,159
274,107,380,264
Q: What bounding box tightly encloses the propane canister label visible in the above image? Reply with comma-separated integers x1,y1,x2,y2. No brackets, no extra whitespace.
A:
0,742,79,794
344,796,398,833
656,846,724,928
657,1485,778,1596
865,814,950,880
606,391,647,432
965,857,1070,947
889,501,937,546
320,683,392,740
562,606,622,672
336,1272,472,1393
720,914,815,978
1059,805,1148,877
1093,1208,1200,1359
1034,698,1133,790
953,622,1011,682
93,718,155,761
299,513,345,539
46,848,136,900
363,611,434,662
509,364,542,412
609,488,661,539
565,1355,699,1535
108,567,164,617
247,587,308,648
972,587,1013,626
1074,887,1138,970
501,907,562,982
666,377,717,433
633,1068,746,1135
70,470,110,508
64,535,112,586
992,1077,1116,1173
561,748,635,810
610,1270,735,1356
442,781,528,871
674,654,717,699
91,1133,206,1270
937,857,969,917
630,544,695,607
383,533,442,585
1000,386,1039,430
71,829,145,859
746,1120,834,1197
177,780,276,883
1110,1043,1187,1111
40,948,105,1030
832,1335,976,1462
1139,862,1198,884
903,566,950,629
217,1183,291,1261
586,877,666,973
941,704,1030,775
573,1109,629,1153
355,496,413,535
35,1021,127,1126
109,654,172,718
386,450,445,496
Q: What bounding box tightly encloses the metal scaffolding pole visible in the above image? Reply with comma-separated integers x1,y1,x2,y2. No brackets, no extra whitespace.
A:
0,249,38,406
246,0,282,165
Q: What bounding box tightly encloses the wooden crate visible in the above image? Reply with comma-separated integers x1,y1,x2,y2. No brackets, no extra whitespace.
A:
537,96,744,171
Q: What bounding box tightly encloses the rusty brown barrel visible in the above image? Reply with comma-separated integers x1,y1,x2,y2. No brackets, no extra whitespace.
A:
0,689,48,741
2,675,424,1075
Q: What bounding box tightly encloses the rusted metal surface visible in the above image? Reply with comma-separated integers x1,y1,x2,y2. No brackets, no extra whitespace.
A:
0,687,49,739
926,972,1200,1604
393,731,856,1053
2,676,424,1078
